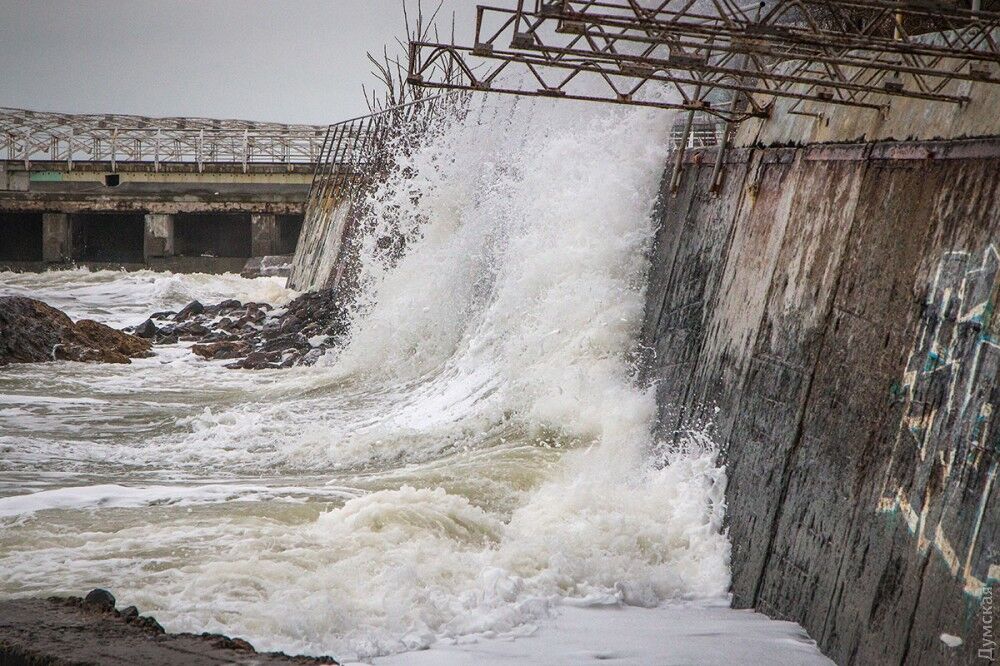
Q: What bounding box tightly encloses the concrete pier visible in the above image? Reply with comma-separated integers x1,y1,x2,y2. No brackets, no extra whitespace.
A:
144,214,175,260
0,161,309,273
251,213,278,257
41,213,71,263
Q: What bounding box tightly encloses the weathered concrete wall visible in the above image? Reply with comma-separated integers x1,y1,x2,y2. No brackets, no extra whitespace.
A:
287,199,351,291
641,137,1000,664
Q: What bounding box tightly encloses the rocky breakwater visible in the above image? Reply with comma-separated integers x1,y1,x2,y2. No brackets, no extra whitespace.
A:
127,289,348,370
0,296,152,366
0,588,338,665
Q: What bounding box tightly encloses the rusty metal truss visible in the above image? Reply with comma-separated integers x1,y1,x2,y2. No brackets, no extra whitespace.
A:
406,0,1000,120
538,0,1000,111
408,38,765,121
0,108,331,172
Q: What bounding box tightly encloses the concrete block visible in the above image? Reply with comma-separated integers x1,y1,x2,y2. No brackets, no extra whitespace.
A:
41,213,70,263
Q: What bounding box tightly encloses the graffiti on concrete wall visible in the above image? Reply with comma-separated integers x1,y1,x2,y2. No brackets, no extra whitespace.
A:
880,244,1000,597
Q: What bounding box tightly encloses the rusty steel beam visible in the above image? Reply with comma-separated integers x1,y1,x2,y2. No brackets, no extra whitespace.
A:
548,0,1000,62
538,0,999,105
472,4,964,110
407,39,767,121
408,0,1000,126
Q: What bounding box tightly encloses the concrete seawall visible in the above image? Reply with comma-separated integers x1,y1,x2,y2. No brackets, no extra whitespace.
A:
641,137,999,664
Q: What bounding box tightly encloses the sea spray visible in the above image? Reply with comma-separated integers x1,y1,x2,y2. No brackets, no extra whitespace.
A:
0,90,732,660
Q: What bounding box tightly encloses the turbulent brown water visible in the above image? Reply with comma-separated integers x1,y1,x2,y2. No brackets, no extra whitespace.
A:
0,94,831,665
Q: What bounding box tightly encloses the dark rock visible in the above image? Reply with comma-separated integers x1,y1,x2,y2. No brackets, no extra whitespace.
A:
202,331,238,343
279,316,302,333
83,588,115,612
139,288,347,372
176,322,209,339
135,615,165,634
174,300,205,321
133,318,159,339
0,297,72,364
0,297,153,366
260,333,310,353
149,310,177,320
119,605,139,621
0,596,339,664
191,341,252,360
75,320,153,359
211,635,256,651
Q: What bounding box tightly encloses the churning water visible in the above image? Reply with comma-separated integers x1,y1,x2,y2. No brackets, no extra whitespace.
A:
0,96,829,664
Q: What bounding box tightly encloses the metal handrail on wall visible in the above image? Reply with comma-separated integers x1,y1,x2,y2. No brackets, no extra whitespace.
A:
295,94,458,292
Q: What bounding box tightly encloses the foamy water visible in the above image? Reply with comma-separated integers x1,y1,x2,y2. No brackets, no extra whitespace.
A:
0,94,830,664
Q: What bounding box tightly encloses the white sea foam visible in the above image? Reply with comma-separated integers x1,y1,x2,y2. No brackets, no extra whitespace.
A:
0,268,296,327
0,483,360,519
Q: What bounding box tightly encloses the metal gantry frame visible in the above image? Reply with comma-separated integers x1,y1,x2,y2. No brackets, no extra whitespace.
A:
406,0,1000,124
0,108,331,172
542,0,1000,111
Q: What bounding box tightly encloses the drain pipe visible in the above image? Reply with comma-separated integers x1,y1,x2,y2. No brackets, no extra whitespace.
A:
710,3,761,193
709,105,735,193
669,104,697,194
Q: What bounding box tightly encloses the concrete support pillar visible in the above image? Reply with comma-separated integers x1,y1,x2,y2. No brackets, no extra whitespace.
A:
144,213,174,260
251,213,278,257
42,213,71,263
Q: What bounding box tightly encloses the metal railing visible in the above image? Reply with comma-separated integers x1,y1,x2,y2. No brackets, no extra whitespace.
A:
0,107,330,172
290,94,460,291
671,121,725,148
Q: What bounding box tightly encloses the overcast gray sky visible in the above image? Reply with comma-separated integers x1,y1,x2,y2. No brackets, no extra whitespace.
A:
0,0,475,125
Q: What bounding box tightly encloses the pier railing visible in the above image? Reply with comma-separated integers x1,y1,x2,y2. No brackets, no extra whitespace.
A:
0,108,329,172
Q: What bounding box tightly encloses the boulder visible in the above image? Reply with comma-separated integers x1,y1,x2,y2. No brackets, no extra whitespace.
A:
0,297,152,366
0,595,338,664
82,589,116,612
174,300,204,321
133,319,159,339
191,340,252,360
74,320,153,360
